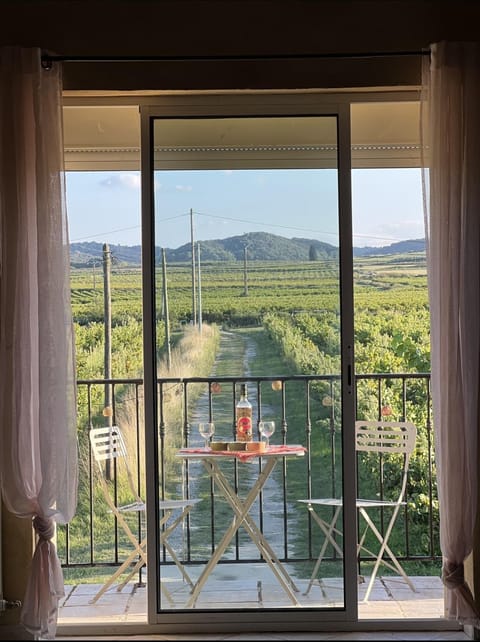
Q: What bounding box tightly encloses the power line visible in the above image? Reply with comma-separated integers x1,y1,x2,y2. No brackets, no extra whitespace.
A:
193,210,338,237
71,225,141,243
193,210,407,244
70,213,189,243
70,209,416,247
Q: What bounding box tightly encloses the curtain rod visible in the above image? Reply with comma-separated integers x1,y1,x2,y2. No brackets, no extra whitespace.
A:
41,50,430,68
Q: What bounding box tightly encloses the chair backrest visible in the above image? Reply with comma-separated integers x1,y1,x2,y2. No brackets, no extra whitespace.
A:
354,420,417,503
90,424,128,462
355,420,416,455
89,425,142,504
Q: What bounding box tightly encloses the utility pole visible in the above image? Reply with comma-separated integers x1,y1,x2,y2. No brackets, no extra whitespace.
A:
197,241,203,334
243,244,249,296
162,248,172,369
92,260,97,303
91,258,102,305
103,244,112,397
103,243,113,479
190,208,197,326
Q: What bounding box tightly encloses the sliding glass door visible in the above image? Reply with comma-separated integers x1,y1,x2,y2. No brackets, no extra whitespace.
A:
140,97,356,629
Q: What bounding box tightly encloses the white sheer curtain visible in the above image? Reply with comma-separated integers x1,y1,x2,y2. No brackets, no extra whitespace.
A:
0,47,78,639
421,41,480,625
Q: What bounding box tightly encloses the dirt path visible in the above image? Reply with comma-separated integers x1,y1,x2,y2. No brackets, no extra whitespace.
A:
210,328,257,377
191,328,260,433
187,327,288,560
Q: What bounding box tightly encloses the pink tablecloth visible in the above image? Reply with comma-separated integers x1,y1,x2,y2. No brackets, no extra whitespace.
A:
178,444,306,462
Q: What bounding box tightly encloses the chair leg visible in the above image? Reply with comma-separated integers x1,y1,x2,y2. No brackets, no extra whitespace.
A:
92,506,196,606
304,505,343,596
159,506,196,588
89,541,147,604
359,506,416,602
115,537,147,591
161,539,195,588
113,545,176,608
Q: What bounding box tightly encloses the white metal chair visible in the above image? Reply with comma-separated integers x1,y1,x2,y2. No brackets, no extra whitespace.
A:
298,420,417,602
89,425,200,605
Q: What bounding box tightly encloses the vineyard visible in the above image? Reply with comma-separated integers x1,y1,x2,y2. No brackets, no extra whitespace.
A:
71,250,430,440
66,250,437,576
71,251,429,376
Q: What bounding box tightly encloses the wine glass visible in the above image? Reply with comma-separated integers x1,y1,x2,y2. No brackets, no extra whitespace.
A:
259,421,275,448
199,422,215,449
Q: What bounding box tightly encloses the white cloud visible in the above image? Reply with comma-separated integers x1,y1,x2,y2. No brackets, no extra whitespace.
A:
100,173,141,189
175,184,192,192
378,219,424,238
354,218,425,247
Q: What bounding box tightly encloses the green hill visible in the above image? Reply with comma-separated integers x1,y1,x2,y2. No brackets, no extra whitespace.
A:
165,232,338,262
70,242,142,268
353,239,425,256
70,233,425,267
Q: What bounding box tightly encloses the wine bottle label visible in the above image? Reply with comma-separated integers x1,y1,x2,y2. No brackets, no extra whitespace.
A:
236,412,253,441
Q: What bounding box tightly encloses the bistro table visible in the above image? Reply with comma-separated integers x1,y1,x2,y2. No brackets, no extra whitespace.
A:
176,444,306,608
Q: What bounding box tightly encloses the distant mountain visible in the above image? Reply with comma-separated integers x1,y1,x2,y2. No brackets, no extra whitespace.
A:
70,234,426,267
165,232,339,262
70,242,142,267
353,239,425,257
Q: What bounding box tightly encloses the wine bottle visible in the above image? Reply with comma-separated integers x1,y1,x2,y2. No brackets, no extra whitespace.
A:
236,383,253,442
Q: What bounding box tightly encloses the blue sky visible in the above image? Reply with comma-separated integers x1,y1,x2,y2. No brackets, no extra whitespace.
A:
66,168,424,249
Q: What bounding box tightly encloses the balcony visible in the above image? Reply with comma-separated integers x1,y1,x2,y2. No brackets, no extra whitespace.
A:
57,372,444,625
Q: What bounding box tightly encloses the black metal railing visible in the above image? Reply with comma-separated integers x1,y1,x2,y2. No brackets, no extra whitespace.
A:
58,372,440,578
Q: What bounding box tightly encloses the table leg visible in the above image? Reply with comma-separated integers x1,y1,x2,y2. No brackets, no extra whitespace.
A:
212,461,300,596
186,457,299,608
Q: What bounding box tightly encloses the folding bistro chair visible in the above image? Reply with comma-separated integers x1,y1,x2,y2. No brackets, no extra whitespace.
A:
299,420,417,602
89,425,200,605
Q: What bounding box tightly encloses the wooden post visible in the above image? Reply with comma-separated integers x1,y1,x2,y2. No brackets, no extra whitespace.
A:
103,243,113,479
190,208,196,326
197,241,202,334
162,248,172,369
244,245,249,296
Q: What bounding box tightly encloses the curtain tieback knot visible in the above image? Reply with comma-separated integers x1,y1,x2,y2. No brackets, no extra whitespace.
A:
33,515,55,541
442,560,465,590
